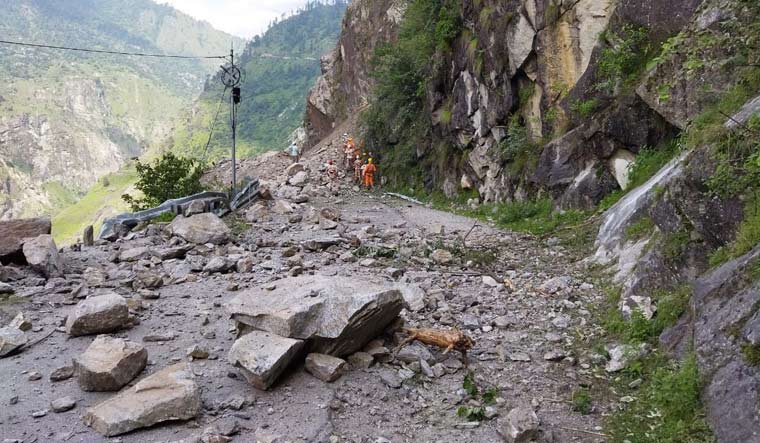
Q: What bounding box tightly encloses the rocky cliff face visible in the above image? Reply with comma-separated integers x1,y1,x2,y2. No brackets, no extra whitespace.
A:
304,0,407,146
305,0,760,439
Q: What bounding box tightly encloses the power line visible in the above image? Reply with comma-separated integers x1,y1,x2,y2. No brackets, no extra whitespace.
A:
201,87,229,164
0,39,227,60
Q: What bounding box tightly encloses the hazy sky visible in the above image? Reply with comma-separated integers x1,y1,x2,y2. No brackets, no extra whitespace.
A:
162,0,312,39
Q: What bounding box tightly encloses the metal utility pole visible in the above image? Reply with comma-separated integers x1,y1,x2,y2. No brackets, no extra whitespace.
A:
220,45,242,197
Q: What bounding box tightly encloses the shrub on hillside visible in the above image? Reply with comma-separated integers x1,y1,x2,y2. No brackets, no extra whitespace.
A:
121,153,204,212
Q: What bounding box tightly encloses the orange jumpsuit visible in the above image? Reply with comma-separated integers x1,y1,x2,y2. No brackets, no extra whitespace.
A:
363,163,377,188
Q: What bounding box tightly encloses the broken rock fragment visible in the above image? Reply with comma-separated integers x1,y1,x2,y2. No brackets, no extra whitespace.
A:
228,331,304,390
0,325,26,357
499,406,540,443
305,353,346,382
74,335,147,391
226,275,403,356
0,217,51,261
22,234,64,277
65,292,129,336
83,363,201,437
169,213,230,245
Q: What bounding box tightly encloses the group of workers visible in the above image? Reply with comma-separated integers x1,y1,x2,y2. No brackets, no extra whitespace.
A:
287,133,378,194
329,133,377,190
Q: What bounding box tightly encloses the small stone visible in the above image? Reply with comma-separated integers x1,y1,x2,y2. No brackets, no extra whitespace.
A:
305,353,346,382
379,370,402,389
50,365,74,382
493,315,515,330
431,249,453,265
551,315,571,329
508,352,531,362
228,331,304,390
28,371,42,381
543,350,567,361
31,409,48,418
539,276,571,294
187,345,210,360
51,396,76,413
348,352,374,369
482,276,499,287
499,406,540,443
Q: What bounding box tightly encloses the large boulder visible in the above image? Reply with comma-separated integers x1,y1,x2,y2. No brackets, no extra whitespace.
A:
0,324,27,358
168,213,230,245
228,331,304,390
22,234,63,277
226,276,403,357
74,335,147,391
83,363,200,436
0,218,51,262
65,293,129,336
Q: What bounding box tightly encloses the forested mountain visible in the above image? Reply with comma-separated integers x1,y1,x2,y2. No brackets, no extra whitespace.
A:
167,0,348,161
0,0,242,220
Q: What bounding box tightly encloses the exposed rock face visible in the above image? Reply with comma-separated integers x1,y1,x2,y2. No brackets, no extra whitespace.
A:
22,234,64,277
228,331,304,390
662,245,760,442
304,0,405,146
226,275,403,356
0,218,51,262
83,363,201,437
65,292,129,336
168,213,231,245
74,335,148,391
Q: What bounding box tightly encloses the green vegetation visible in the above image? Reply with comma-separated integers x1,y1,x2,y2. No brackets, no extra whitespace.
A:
52,167,137,245
742,343,760,366
121,153,204,212
456,372,498,421
570,98,600,117
353,245,397,259
363,0,463,188
625,217,654,241
607,355,713,443
571,389,593,415
596,25,652,93
171,1,348,160
499,116,539,174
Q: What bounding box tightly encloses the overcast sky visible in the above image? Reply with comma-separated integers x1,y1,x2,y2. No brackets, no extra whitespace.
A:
162,0,312,39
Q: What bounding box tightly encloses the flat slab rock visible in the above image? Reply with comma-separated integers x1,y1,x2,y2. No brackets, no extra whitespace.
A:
0,217,51,260
65,292,129,336
22,234,64,277
225,275,403,357
168,213,231,245
74,335,147,391
84,363,200,437
228,330,304,390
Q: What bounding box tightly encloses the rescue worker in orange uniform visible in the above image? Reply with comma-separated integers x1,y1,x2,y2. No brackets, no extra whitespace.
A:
363,158,377,190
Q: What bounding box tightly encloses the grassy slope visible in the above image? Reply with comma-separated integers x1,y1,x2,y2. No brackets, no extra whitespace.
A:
53,168,137,244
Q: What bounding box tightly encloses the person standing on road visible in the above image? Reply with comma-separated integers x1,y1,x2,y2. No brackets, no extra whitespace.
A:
353,155,363,183
287,142,300,164
363,158,377,190
326,160,339,194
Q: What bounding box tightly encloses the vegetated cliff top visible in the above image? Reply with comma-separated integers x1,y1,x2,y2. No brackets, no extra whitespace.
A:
168,0,349,161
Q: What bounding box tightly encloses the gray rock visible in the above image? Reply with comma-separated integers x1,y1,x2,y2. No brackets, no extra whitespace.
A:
0,217,51,260
133,271,163,290
119,246,151,262
551,315,571,329
49,365,74,382
0,326,26,357
185,199,206,217
289,171,309,187
203,257,234,274
74,335,147,391
305,353,346,382
0,281,14,294
499,406,540,443
22,235,63,277
396,343,434,364
301,237,344,251
65,292,129,336
394,283,426,312
83,363,200,436
51,396,77,413
226,276,403,356
228,331,304,390
539,276,571,294
169,213,230,245
83,225,94,247
286,163,305,176
379,370,402,389
606,343,648,373
348,352,374,369
508,352,531,362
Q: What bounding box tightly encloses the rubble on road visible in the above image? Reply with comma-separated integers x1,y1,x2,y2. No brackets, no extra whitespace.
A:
74,335,147,391
65,292,129,336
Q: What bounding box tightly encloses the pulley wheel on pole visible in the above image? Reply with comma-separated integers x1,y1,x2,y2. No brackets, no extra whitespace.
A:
221,65,241,87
